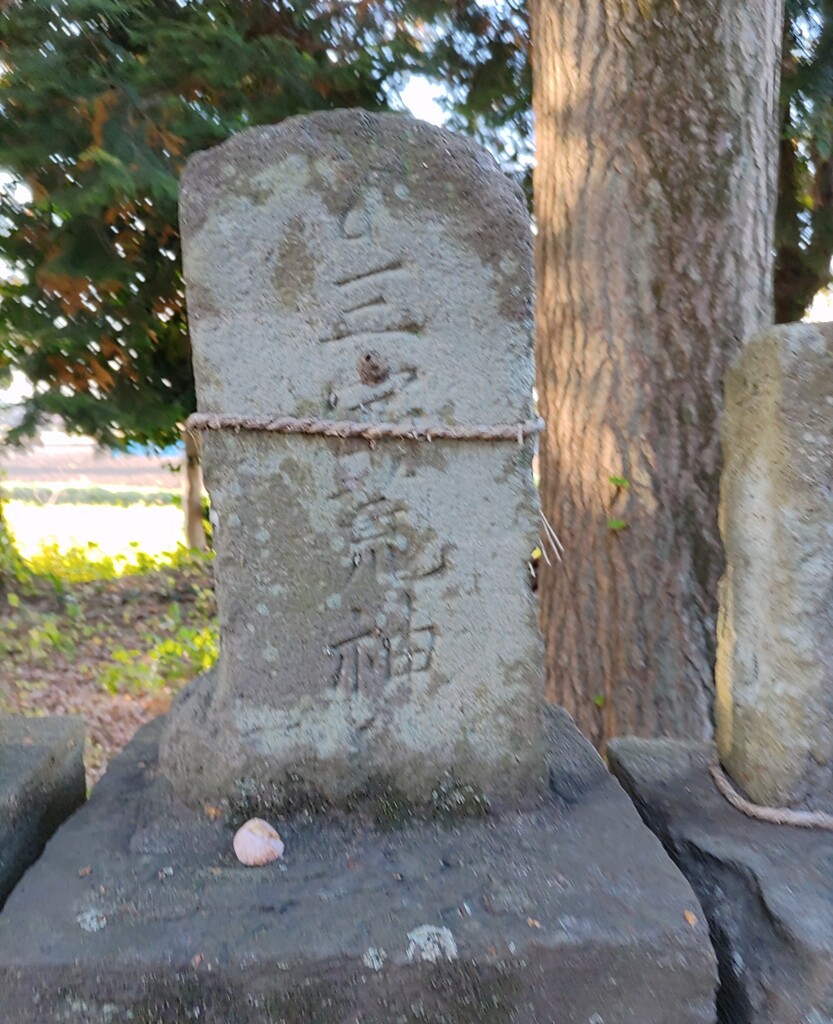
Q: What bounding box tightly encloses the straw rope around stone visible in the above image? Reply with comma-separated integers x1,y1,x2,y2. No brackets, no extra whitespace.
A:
186,412,546,444
709,762,833,831
191,409,565,568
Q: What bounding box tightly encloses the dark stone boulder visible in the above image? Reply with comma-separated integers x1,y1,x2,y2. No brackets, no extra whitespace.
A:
609,737,833,1024
0,715,86,908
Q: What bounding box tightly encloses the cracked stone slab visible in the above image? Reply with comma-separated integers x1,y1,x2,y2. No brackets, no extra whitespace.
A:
0,715,86,909
609,737,833,1024
0,717,716,1023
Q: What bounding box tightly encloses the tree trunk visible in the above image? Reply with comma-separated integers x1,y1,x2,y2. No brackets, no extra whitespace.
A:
0,495,20,596
182,427,208,552
0,509,9,597
532,0,783,747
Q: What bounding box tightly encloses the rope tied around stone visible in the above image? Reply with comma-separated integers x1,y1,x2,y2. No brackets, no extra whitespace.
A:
186,412,545,445
710,762,833,831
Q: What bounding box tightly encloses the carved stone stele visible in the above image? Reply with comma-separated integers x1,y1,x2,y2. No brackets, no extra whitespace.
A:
160,111,547,807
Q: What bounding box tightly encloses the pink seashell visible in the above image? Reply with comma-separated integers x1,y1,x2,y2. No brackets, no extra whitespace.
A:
233,818,285,866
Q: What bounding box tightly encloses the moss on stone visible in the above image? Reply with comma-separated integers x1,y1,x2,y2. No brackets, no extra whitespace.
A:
345,773,420,828
227,769,489,830
398,962,521,1024
130,978,207,1024
228,773,330,828
429,779,490,822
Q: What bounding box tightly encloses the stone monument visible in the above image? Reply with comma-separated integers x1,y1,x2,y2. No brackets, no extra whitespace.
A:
160,109,546,808
610,323,833,1022
716,322,833,812
0,112,716,1023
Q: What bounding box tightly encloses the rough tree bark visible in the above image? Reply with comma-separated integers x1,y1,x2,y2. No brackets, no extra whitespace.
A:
532,0,783,747
182,427,208,552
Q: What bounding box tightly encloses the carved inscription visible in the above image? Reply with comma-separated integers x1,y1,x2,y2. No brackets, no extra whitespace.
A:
329,610,391,696
389,591,437,677
321,189,423,413
347,497,409,575
327,482,443,696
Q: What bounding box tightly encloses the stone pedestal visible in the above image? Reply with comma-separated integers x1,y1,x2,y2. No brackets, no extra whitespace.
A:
0,715,717,1024
0,716,85,908
609,738,833,1023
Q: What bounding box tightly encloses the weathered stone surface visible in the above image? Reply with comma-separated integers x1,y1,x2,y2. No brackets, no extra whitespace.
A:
161,110,546,806
716,323,833,812
609,737,833,1024
0,715,85,909
0,717,717,1023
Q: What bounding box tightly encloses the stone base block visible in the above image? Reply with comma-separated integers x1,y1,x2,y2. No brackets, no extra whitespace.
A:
0,715,86,909
0,716,716,1024
608,738,833,1024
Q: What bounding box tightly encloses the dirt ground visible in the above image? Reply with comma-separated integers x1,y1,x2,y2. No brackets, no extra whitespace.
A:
0,556,215,788
1,434,211,788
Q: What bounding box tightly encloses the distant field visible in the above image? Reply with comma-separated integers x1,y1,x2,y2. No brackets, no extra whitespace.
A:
5,501,185,561
2,482,180,507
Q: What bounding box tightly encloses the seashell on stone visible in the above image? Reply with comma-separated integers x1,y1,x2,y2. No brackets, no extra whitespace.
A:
233,818,285,866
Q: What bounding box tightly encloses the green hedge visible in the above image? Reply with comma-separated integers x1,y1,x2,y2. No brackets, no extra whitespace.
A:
1,485,181,508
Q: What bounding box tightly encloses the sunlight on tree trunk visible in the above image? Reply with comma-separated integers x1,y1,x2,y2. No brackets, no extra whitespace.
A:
182,428,207,552
532,0,784,747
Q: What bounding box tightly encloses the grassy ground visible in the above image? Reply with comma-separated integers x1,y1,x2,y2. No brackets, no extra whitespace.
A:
1,502,216,788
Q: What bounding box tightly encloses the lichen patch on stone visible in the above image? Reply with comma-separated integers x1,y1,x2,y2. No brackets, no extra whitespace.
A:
406,925,458,964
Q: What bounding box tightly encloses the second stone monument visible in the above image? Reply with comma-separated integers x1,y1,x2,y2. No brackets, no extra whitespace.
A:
161,110,547,806
716,322,833,813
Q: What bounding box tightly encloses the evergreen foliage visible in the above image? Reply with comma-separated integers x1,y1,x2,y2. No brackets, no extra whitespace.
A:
0,0,385,448
1,0,832,454
777,0,833,321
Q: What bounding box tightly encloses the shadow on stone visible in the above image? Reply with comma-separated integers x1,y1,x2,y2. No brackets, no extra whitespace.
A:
609,737,833,1024
0,716,718,1023
0,715,85,910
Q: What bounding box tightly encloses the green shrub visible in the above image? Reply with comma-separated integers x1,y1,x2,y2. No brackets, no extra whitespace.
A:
24,541,212,584
99,621,219,694
2,485,180,508
0,492,27,592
